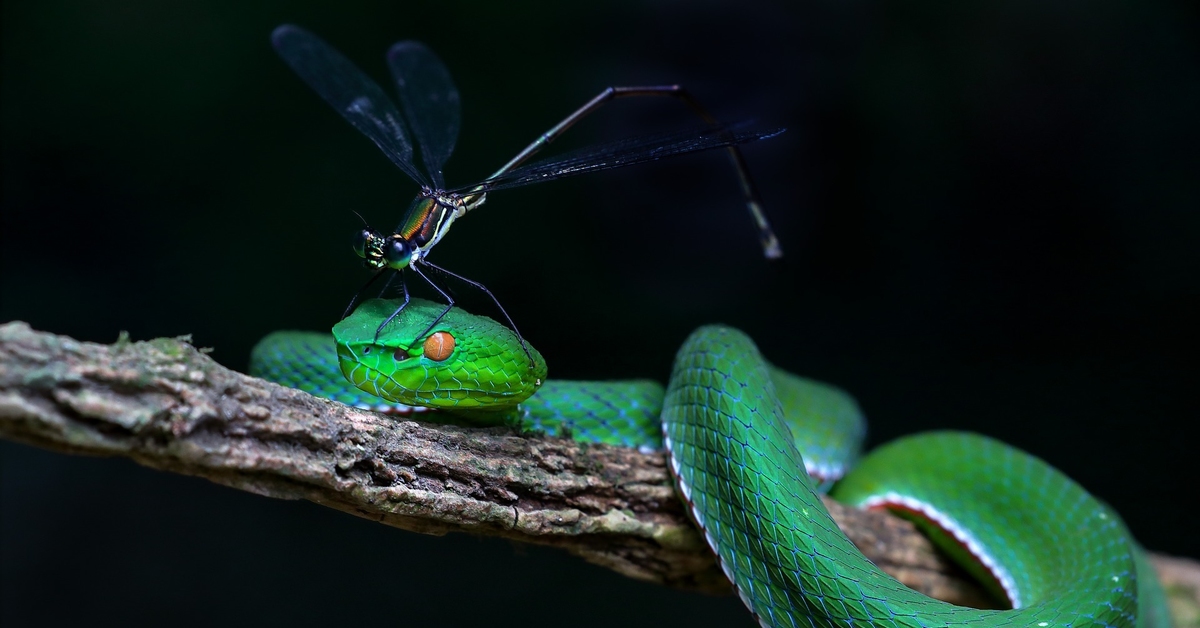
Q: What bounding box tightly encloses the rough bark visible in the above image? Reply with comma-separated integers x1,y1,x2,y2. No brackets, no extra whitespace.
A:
1,320,1197,621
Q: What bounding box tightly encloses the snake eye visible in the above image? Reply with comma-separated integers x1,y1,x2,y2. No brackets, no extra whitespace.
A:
423,331,455,361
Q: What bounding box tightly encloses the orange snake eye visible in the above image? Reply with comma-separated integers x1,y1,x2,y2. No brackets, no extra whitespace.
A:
423,331,455,361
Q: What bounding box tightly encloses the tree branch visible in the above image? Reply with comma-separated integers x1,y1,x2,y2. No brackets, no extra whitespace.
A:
1,320,1197,619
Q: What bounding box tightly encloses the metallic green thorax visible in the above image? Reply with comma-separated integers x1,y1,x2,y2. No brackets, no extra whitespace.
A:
396,196,443,244
392,195,462,265
333,298,546,422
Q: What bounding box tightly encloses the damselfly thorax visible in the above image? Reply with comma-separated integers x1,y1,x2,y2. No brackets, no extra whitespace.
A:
355,188,487,272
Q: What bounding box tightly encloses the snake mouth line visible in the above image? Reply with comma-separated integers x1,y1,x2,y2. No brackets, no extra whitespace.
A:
336,342,513,411
336,343,432,413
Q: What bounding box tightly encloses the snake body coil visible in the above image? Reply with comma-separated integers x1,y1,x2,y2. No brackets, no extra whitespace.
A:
250,298,1168,628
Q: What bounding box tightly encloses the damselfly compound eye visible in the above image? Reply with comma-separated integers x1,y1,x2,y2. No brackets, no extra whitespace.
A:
383,237,413,268
352,228,373,258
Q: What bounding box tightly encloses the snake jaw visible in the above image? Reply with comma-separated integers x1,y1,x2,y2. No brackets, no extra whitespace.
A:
335,337,450,407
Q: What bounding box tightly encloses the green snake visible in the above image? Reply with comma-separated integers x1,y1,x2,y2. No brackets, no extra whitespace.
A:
250,298,1169,628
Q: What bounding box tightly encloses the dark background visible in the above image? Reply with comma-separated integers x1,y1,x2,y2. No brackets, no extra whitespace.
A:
2,1,1197,626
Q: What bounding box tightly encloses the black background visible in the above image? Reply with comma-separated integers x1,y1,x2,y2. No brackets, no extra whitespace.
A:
2,1,1197,626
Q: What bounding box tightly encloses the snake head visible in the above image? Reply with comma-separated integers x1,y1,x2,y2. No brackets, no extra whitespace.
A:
333,298,547,415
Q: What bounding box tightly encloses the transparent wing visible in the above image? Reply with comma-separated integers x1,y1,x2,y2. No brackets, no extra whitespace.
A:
387,41,461,189
448,124,784,195
272,24,431,188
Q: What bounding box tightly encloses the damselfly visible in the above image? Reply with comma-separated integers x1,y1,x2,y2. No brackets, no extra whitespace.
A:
272,24,784,352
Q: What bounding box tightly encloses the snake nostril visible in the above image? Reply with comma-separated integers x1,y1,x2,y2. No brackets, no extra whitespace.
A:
394,348,408,362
